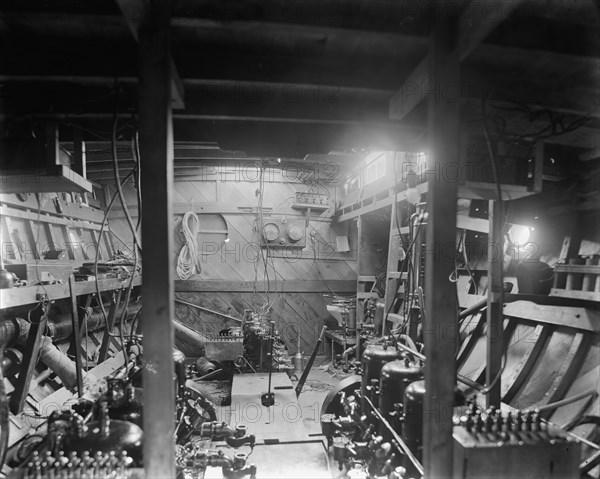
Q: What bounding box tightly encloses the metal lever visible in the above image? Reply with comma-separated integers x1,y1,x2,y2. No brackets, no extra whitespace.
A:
295,325,326,397
261,321,275,407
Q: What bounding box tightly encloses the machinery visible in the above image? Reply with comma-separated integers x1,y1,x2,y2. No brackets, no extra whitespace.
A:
173,307,293,375
6,340,257,479
320,342,581,479
236,309,293,374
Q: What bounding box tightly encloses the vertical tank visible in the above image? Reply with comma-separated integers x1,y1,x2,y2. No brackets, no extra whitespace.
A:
379,359,423,418
402,379,426,465
360,344,403,411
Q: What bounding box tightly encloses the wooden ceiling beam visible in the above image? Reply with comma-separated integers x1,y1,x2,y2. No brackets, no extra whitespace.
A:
114,0,185,109
389,0,525,120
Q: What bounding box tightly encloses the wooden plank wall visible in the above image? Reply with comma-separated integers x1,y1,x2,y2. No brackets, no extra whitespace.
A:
0,192,112,284
107,168,357,353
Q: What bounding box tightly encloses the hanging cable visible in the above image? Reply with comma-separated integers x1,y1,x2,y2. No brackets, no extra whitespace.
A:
111,86,142,252
176,211,201,280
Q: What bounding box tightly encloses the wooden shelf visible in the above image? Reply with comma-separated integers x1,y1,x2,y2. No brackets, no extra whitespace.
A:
1,165,93,194
337,179,539,222
290,202,330,211
0,275,142,309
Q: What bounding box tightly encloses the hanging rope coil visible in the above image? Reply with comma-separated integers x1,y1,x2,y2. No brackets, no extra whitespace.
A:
177,212,201,280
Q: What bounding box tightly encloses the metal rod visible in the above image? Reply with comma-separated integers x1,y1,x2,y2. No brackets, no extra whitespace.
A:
68,275,85,396
296,325,327,397
175,298,243,323
196,368,223,381
364,395,424,477
266,321,275,398
537,389,598,412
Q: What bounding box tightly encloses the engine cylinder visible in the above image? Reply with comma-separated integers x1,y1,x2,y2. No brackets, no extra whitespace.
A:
402,380,425,463
361,344,402,411
379,359,423,418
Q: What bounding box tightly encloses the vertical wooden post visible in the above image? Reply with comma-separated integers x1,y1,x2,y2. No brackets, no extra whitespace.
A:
45,121,59,167
384,202,401,315
68,275,85,396
486,200,504,407
423,14,460,479
72,128,87,178
139,1,176,477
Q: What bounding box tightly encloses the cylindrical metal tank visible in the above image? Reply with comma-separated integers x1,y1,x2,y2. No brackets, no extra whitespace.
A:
402,380,425,464
361,344,403,411
379,359,423,418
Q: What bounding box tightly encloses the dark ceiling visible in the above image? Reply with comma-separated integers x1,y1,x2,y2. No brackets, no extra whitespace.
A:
0,0,599,174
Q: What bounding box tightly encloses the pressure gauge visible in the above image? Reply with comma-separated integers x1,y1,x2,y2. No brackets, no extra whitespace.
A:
288,224,304,242
263,222,280,242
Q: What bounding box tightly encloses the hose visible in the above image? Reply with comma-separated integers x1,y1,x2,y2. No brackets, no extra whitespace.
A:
176,211,201,279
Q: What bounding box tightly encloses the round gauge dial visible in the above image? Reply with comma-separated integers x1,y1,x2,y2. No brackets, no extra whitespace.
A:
263,222,280,242
287,224,304,242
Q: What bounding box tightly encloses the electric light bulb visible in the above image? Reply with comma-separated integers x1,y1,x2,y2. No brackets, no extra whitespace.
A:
405,188,420,205
508,224,530,245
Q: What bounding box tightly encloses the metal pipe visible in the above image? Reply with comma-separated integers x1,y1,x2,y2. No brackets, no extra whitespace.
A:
47,303,141,340
536,389,598,413
174,298,242,323
341,345,356,363
394,340,483,391
38,336,80,390
458,298,488,320
172,320,206,352
0,303,142,348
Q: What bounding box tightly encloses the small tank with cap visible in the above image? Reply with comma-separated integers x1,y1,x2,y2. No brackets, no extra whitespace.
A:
379,357,423,423
361,343,403,411
402,379,426,463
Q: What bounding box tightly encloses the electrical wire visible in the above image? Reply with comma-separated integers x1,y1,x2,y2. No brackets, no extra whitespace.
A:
129,306,143,341
461,229,479,295
251,164,274,312
94,167,137,328
390,205,427,338
118,240,138,375
382,152,406,337
176,211,201,280
111,88,142,252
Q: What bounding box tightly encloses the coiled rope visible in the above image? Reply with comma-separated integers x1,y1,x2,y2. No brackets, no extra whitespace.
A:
177,212,201,279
